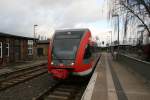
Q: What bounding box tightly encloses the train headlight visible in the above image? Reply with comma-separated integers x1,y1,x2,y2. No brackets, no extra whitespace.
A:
51,62,54,65
71,63,74,66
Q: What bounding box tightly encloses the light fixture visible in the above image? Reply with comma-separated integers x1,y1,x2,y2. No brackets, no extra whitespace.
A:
71,63,74,65
51,62,54,65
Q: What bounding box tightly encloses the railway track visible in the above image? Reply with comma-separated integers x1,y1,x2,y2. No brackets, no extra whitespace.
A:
32,77,89,100
0,63,47,91
32,55,101,100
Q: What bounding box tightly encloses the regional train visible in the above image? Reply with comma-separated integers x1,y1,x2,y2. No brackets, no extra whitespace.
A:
48,29,99,79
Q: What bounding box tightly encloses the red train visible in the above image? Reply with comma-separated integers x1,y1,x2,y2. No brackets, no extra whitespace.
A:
48,29,98,79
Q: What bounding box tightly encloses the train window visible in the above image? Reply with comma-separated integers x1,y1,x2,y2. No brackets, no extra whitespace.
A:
83,45,92,64
0,42,2,58
52,39,80,60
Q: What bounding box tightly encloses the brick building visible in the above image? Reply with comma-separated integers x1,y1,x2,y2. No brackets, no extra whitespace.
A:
36,40,50,59
0,32,35,67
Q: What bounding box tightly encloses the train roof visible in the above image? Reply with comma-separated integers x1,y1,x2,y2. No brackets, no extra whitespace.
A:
55,28,90,33
54,28,91,39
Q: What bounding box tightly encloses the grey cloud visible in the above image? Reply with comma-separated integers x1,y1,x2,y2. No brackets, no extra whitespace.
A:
0,0,106,37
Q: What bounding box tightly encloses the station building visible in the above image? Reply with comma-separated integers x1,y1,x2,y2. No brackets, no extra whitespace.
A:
0,32,36,67
36,40,50,59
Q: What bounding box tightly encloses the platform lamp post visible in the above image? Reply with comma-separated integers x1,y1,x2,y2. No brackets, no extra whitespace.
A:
33,24,38,59
109,31,113,54
34,24,38,39
112,14,119,59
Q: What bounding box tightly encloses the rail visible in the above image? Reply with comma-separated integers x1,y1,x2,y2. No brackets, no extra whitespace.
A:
0,64,47,91
33,53,101,100
32,79,88,100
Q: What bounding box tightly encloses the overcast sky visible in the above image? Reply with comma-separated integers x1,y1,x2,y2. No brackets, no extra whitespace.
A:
0,0,110,41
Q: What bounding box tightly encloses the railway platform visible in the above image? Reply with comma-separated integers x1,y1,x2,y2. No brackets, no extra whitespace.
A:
82,53,150,100
0,60,47,76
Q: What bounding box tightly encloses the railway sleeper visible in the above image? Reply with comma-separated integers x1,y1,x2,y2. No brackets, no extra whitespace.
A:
56,87,77,92
46,94,68,100
53,90,71,95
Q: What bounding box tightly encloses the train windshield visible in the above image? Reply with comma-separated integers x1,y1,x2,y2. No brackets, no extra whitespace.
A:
52,39,80,59
52,31,83,60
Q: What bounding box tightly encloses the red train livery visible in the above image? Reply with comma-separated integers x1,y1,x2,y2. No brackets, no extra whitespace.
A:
48,29,97,79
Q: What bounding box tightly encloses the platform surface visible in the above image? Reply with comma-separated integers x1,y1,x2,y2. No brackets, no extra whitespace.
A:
82,53,150,100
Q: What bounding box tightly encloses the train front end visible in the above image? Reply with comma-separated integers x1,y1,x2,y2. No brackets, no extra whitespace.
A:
48,29,84,79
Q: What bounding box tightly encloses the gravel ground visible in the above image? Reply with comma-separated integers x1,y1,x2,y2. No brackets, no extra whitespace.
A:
0,73,56,100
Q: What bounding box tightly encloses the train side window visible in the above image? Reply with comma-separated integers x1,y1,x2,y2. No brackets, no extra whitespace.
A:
83,45,92,64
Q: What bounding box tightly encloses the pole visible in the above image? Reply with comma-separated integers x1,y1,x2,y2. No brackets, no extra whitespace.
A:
110,31,112,46
34,25,38,39
109,31,112,54
117,15,119,56
33,24,38,59
112,14,119,59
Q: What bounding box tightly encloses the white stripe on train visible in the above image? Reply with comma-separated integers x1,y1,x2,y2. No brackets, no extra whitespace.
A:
72,67,93,76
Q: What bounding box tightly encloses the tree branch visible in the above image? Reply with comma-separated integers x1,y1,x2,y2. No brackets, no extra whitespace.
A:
137,0,150,17
121,2,150,36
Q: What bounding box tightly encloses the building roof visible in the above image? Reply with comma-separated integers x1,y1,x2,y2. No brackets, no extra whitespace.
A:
0,32,36,40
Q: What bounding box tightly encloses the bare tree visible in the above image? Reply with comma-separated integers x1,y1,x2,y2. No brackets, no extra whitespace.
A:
108,0,150,39
120,0,150,35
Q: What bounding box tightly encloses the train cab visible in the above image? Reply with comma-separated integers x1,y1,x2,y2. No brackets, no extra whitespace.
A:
48,29,95,79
